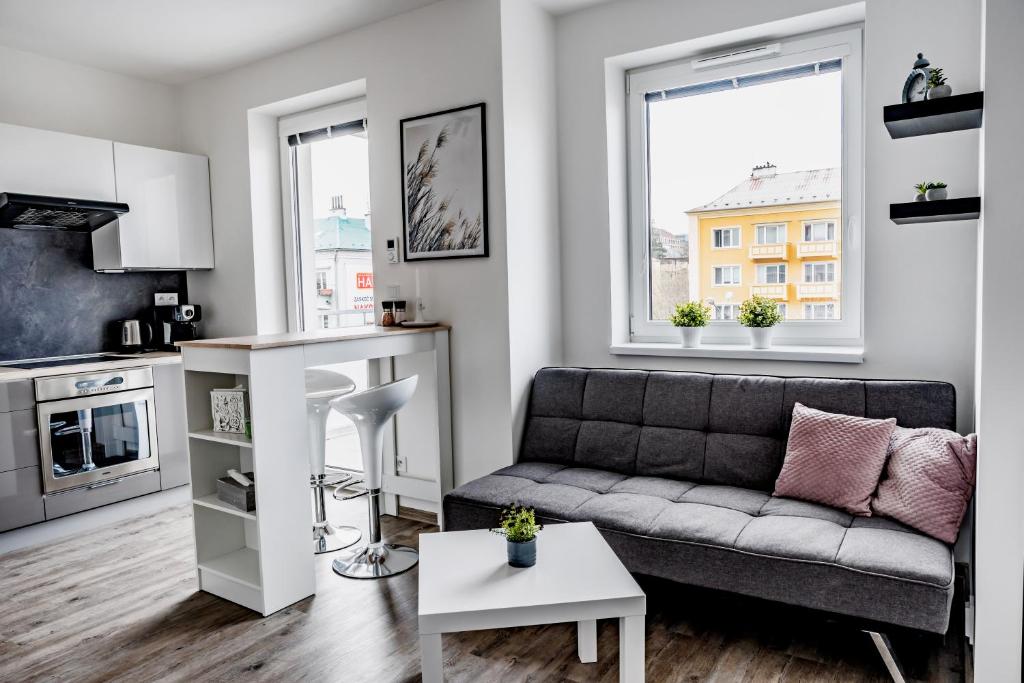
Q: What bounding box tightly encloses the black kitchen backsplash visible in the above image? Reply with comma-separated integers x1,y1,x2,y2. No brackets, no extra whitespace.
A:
0,229,187,361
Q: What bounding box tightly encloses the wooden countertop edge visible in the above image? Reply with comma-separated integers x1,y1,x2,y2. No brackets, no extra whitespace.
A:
176,324,450,350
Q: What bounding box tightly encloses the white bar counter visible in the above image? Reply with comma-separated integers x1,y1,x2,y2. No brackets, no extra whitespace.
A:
177,325,452,615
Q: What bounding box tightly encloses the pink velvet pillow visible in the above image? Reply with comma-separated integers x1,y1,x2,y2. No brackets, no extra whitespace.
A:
774,403,896,515
871,427,977,543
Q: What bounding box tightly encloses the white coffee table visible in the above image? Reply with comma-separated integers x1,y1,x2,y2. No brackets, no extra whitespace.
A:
418,521,646,682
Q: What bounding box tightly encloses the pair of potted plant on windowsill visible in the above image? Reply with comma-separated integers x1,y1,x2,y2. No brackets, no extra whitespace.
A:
670,295,783,349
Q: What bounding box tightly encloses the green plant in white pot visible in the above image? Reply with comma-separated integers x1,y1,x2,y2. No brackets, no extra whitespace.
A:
670,301,711,348
739,295,783,349
925,181,948,201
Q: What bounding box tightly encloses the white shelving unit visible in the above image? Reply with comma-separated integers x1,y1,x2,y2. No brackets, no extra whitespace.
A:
183,361,314,617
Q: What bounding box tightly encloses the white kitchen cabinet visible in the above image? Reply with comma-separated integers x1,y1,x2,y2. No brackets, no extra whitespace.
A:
0,122,116,201
92,142,214,270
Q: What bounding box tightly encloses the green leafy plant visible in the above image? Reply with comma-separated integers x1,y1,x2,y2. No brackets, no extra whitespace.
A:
493,504,542,543
925,181,948,190
927,68,947,88
670,301,711,328
738,295,784,328
914,182,929,195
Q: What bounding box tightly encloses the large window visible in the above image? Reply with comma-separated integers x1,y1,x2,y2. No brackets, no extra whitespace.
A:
713,227,741,249
627,27,862,345
713,265,741,286
756,223,787,245
757,263,787,284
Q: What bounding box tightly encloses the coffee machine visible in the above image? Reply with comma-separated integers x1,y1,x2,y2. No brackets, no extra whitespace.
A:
152,304,202,350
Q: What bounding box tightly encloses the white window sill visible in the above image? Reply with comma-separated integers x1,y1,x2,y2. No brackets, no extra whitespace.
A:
610,342,864,364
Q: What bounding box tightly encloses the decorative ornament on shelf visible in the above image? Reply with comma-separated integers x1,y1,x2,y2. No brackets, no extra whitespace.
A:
927,67,952,99
738,295,784,350
670,300,711,348
210,385,250,435
902,53,932,103
925,181,948,201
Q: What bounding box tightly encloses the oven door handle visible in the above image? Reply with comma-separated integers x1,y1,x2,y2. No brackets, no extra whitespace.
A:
87,478,122,490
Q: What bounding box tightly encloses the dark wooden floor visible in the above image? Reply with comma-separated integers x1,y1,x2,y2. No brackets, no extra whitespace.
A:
0,498,969,682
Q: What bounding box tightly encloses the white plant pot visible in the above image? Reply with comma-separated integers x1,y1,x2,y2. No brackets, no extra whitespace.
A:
679,326,703,348
926,187,948,201
915,193,927,202
927,84,952,99
748,327,774,349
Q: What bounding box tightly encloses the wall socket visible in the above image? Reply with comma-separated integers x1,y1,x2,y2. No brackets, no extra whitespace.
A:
154,292,179,306
396,455,408,473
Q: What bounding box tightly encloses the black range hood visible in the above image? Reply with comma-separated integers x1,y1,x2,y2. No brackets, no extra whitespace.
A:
0,193,129,232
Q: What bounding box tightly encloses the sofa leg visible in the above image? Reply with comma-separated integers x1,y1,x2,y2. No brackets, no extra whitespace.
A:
865,631,907,683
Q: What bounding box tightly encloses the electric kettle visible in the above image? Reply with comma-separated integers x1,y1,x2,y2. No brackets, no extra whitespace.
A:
117,319,152,352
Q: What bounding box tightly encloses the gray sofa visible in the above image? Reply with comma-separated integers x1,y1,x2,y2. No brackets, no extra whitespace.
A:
443,368,960,636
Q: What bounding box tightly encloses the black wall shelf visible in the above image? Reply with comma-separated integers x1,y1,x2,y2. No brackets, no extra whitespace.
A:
884,92,984,139
890,197,980,225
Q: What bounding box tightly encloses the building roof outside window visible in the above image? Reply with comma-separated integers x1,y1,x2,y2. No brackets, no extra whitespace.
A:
688,165,840,213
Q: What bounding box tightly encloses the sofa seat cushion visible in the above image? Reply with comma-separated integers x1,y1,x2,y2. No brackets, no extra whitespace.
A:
444,462,955,633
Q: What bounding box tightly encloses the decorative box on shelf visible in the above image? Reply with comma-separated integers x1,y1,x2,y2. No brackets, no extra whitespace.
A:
216,472,256,512
211,385,250,435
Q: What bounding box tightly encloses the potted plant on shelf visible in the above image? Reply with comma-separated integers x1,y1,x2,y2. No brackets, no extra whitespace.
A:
493,504,542,568
925,181,948,201
670,301,711,348
926,68,952,99
914,182,929,202
739,295,783,349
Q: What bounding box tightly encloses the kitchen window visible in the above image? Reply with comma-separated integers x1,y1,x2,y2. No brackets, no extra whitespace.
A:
756,223,787,244
804,262,836,283
625,27,862,347
713,265,741,286
757,263,787,284
804,220,837,242
713,227,741,249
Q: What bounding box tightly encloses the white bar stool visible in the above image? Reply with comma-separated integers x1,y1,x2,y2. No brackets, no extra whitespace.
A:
306,368,362,554
330,375,419,579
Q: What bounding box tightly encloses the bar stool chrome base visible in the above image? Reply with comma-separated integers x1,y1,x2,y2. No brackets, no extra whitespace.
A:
332,542,419,579
314,522,362,555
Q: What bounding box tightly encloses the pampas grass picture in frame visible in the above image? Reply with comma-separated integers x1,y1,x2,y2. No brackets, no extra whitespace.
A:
400,103,488,261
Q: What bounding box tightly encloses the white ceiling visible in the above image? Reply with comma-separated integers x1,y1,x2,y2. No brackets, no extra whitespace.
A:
0,0,613,85
0,0,441,85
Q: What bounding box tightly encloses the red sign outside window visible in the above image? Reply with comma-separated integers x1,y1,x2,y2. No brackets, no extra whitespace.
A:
355,272,374,289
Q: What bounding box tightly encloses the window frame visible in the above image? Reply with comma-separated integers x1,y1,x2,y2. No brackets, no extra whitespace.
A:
804,302,838,320
803,219,837,242
713,303,740,321
712,226,741,249
803,261,837,283
278,98,368,333
626,27,863,346
757,263,787,284
755,222,787,245
712,264,741,286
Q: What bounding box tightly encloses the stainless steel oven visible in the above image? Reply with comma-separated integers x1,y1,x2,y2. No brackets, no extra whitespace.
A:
36,367,160,494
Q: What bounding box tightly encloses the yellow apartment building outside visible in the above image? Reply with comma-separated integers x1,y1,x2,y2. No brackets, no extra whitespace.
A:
686,165,841,321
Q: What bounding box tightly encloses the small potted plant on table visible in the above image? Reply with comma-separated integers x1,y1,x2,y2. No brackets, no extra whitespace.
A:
739,295,783,349
670,301,711,348
493,504,542,568
925,181,948,201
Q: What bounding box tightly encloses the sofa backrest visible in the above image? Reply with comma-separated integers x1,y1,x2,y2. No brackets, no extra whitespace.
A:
519,368,957,492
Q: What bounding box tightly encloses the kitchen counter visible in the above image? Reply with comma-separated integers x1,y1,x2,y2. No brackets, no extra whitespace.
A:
0,352,182,381
176,324,449,351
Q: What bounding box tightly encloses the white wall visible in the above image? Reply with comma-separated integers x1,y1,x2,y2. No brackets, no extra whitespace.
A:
0,45,181,150
973,0,1024,677
499,0,564,452
555,0,980,434
179,0,515,486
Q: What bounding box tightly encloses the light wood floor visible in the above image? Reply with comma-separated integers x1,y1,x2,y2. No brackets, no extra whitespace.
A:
0,498,968,682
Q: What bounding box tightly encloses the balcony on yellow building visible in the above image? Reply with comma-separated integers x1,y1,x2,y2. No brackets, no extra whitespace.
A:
797,240,839,259
750,283,791,300
797,282,839,299
748,243,790,260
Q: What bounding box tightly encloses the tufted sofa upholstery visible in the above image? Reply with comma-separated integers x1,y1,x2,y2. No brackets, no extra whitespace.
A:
442,368,960,634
